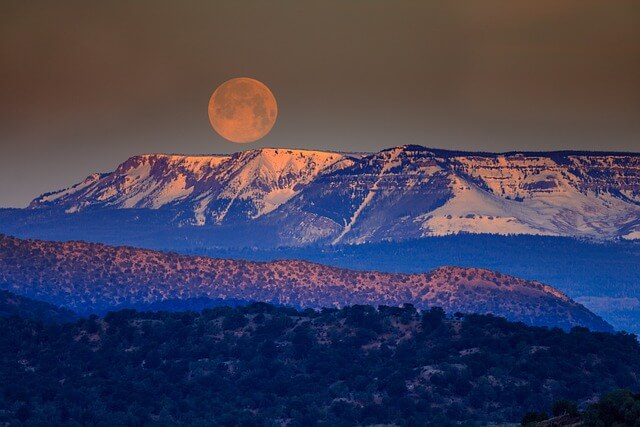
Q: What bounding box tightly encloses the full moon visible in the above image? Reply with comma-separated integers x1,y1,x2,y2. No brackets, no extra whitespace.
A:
208,77,278,143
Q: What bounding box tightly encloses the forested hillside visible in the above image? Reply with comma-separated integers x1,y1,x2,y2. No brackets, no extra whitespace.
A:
188,235,640,333
0,304,637,425
0,235,611,331
0,290,76,323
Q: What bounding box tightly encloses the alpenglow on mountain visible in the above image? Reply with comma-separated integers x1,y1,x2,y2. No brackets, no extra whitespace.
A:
25,146,640,245
0,234,613,331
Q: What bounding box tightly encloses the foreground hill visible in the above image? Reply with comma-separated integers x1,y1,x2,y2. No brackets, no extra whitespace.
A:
12,145,640,246
522,389,640,426
0,304,637,425
0,289,76,323
0,235,611,331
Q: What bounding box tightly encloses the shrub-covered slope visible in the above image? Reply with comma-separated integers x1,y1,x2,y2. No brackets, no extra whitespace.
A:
0,234,611,331
0,304,637,425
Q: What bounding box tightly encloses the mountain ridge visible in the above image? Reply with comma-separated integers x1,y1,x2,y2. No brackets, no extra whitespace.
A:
0,234,612,331
23,145,640,244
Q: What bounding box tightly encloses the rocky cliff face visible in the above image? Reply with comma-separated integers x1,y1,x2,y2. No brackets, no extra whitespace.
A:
26,145,640,244
0,234,612,331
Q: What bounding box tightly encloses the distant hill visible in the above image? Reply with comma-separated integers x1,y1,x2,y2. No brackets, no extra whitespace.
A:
0,289,76,323
185,235,640,334
0,234,612,331
0,304,637,425
5,145,638,247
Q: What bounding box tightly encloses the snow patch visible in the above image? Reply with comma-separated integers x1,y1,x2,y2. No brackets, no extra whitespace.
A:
260,188,297,216
622,231,640,240
151,175,194,208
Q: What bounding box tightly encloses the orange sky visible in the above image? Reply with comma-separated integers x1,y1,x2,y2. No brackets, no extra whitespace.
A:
0,1,639,206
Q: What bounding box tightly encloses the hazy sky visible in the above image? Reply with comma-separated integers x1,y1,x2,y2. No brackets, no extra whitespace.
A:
1,1,639,207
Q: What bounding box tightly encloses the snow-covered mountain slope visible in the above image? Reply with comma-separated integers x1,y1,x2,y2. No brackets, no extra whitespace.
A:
266,146,640,243
417,154,640,239
31,149,350,225
26,145,640,244
31,154,231,211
